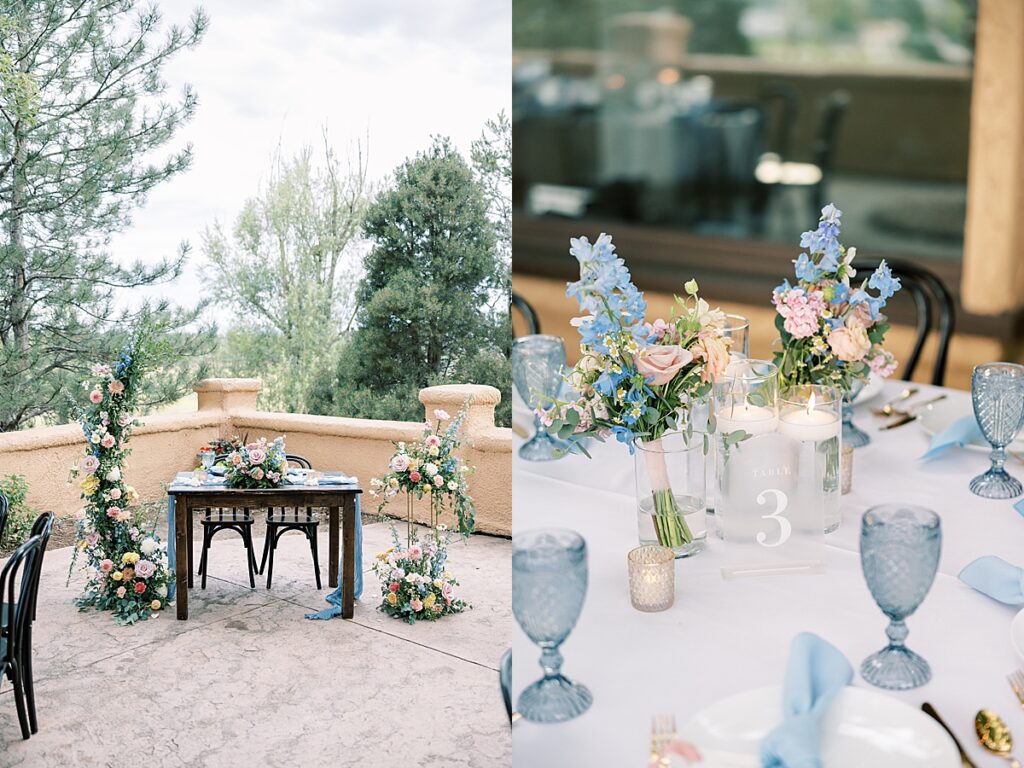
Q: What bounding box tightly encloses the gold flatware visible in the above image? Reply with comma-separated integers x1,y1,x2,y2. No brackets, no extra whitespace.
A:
879,394,948,430
511,422,530,439
921,702,977,768
650,714,677,767
976,709,1022,768
873,387,919,417
1009,670,1024,708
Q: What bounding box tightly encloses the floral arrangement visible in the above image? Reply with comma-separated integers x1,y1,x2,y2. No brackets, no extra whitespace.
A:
370,407,475,537
68,339,172,625
223,436,287,489
371,526,469,624
537,233,733,551
772,204,901,393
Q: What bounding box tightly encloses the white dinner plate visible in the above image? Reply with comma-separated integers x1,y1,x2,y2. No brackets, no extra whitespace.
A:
853,372,884,405
681,685,959,768
917,398,1024,453
1012,608,1024,664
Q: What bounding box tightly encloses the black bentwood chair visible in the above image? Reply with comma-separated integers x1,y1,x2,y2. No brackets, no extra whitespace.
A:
855,258,955,386
1,534,44,739
0,490,8,546
258,454,322,589
512,292,542,337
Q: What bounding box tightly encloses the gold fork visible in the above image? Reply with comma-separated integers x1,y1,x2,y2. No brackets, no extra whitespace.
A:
1009,670,1024,708
650,714,678,766
872,387,919,417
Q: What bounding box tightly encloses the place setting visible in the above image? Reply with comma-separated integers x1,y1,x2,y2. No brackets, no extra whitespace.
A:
511,205,1024,767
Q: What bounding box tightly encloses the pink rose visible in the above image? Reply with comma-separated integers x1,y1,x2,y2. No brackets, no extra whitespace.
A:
433,409,450,422
107,380,125,395
634,345,693,385
109,487,122,500
409,471,421,483
100,434,115,448
80,455,100,474
116,586,126,598
99,559,114,573
827,321,871,363
89,390,104,404
251,467,265,481
134,560,156,579
85,532,100,548
106,506,122,520
408,546,422,561
118,414,132,426
391,454,410,472
441,582,454,601
424,435,441,449
433,474,444,487
410,598,423,612
388,582,399,593
230,452,242,465
433,603,443,614
248,448,266,465
847,302,874,329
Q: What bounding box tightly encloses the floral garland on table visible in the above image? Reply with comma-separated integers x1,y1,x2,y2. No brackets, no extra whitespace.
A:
68,343,172,625
223,436,287,489
535,234,733,551
772,204,901,393
369,406,475,623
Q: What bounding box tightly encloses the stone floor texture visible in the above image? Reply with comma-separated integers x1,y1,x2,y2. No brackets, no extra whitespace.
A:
0,522,512,767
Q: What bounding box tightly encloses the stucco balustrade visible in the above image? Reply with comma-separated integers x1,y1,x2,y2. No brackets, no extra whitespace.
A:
0,379,512,536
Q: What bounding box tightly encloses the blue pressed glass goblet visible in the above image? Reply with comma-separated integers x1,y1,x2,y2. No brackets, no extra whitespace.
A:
512,334,571,461
512,528,592,722
969,363,1024,499
860,505,941,690
842,377,870,448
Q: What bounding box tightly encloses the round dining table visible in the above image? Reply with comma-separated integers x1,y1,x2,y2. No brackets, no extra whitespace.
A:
512,381,1024,767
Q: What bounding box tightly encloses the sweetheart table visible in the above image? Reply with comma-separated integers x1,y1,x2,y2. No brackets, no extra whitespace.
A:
512,381,1024,766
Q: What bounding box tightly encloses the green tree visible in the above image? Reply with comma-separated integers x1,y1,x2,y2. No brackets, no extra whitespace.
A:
314,137,509,425
204,140,369,412
0,1,213,430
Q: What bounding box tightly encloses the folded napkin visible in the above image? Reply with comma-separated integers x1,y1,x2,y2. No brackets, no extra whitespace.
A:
760,632,854,768
920,415,983,459
959,556,1024,605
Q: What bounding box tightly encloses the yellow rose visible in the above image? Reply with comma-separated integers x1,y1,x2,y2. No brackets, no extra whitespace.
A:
423,483,431,492
409,459,420,471
377,547,394,562
111,571,123,582
126,485,139,502
151,600,161,611
433,578,443,589
81,475,99,494
428,446,439,457
386,592,398,606
388,478,399,489
121,552,140,565
423,593,436,609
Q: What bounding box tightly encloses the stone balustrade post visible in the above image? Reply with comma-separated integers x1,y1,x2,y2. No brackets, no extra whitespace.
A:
194,378,262,413
418,384,501,435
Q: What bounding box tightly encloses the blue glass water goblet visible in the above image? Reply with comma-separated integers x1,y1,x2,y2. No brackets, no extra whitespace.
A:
512,334,571,461
969,363,1024,499
842,377,870,448
512,528,592,722
860,504,941,690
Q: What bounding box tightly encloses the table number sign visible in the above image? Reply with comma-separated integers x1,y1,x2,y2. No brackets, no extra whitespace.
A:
712,360,825,577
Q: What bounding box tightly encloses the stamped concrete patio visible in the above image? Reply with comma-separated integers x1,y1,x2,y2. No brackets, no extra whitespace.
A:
0,521,512,767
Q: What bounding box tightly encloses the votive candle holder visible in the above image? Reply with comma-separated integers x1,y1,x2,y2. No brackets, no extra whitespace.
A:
627,545,675,612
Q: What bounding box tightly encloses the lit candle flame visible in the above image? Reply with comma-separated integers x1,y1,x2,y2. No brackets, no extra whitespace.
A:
806,392,816,415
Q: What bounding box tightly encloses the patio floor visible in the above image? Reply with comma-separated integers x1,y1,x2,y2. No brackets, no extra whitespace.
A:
0,522,512,767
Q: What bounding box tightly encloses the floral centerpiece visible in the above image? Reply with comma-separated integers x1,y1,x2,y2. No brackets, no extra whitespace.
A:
224,436,287,489
538,234,732,553
371,526,469,624
68,337,173,625
370,407,475,539
772,204,900,392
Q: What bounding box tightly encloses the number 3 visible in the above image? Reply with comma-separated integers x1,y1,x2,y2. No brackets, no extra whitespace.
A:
756,489,791,547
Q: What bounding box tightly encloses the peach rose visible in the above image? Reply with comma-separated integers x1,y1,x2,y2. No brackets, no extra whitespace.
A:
828,321,871,362
693,335,730,382
634,345,693,386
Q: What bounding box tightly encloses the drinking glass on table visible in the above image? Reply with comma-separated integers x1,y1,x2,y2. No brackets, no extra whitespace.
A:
969,362,1024,499
722,313,749,360
860,504,941,690
512,528,592,722
512,334,571,461
200,449,216,471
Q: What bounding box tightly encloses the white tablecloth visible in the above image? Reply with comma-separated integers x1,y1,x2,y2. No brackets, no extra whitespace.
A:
512,382,1024,767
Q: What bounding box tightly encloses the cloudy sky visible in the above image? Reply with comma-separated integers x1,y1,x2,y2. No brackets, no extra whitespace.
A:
112,0,511,323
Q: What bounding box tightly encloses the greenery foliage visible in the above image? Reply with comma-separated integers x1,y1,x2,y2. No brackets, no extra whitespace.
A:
0,474,38,550
0,1,214,431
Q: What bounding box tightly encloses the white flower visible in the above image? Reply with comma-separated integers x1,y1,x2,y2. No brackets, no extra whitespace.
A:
433,474,444,487
447,481,458,491
156,584,168,598
105,467,121,482
424,462,438,477
140,537,159,556
841,246,857,286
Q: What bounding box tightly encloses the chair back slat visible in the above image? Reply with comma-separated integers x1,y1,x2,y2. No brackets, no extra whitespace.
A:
27,512,54,621
0,490,8,548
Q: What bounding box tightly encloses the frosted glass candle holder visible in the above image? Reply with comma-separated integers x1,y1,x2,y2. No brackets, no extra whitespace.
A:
780,384,842,533
627,545,675,612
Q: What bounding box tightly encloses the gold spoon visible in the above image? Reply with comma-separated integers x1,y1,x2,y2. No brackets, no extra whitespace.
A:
976,709,1022,768
872,387,919,417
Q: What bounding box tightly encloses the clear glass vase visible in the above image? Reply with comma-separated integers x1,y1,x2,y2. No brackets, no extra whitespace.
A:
633,431,707,558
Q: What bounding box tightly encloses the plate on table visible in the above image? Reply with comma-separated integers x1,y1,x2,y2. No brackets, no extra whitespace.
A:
853,373,884,405
1012,608,1024,664
918,398,1024,454
681,685,959,767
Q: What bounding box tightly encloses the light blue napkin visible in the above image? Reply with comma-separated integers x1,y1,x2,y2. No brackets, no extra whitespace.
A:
920,415,983,459
959,556,1024,605
760,632,854,768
